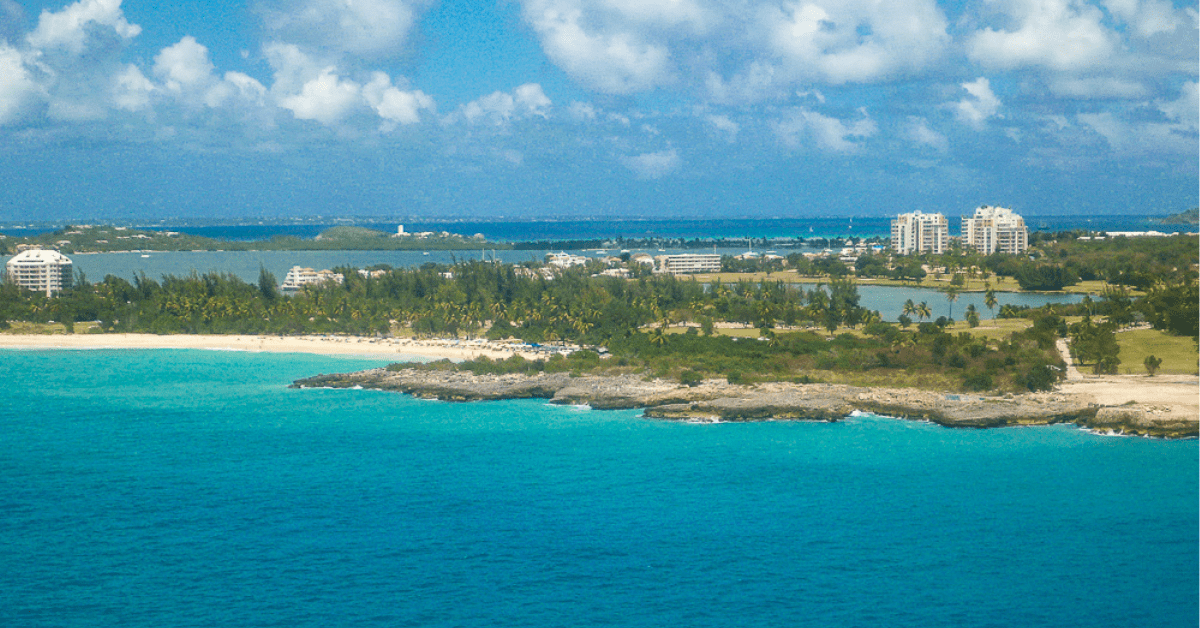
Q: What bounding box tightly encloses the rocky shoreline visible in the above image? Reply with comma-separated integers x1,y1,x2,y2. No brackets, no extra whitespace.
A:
292,368,1199,439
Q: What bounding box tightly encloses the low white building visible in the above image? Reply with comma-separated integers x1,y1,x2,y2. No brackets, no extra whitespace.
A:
891,211,949,255
962,206,1028,254
545,252,589,268
5,249,73,296
654,253,722,275
280,266,344,294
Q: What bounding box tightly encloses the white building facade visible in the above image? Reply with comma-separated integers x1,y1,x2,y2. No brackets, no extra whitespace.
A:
891,211,949,255
5,249,73,296
961,206,1028,255
280,266,344,294
654,254,722,275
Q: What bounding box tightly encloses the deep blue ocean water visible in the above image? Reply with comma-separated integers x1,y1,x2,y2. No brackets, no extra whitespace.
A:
2,214,1179,241
1,349,1195,627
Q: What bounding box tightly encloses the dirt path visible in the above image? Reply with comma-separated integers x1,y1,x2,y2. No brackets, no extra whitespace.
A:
1056,338,1084,381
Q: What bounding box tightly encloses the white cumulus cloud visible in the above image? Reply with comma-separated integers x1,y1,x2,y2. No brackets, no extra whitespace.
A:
520,0,950,100
111,64,154,111
704,113,739,142
1102,0,1181,38
363,72,434,127
259,0,430,60
953,77,1002,127
773,107,876,152
154,37,214,90
278,68,362,125
458,83,552,125
968,0,1116,72
621,147,681,179
26,0,140,54
0,43,42,124
905,117,948,151
522,1,675,94
761,0,950,84
1158,81,1198,132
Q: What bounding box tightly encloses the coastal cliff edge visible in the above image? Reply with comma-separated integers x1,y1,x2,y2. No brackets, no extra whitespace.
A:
293,368,1198,438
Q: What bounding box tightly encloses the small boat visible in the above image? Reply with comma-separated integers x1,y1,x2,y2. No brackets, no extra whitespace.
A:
140,254,150,258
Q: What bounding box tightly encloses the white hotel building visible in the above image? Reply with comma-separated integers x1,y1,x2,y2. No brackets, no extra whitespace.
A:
5,249,74,296
962,206,1029,255
891,211,949,255
654,254,722,275
280,266,344,294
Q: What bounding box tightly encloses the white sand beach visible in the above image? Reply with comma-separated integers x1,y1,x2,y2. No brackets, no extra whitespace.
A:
0,333,541,361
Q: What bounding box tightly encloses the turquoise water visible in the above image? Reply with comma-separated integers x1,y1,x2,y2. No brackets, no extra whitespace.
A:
2,349,1196,627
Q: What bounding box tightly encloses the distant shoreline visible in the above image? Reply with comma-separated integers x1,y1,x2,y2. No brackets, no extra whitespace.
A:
0,333,541,362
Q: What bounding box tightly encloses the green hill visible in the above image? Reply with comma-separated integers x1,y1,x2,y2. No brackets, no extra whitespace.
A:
315,226,390,240
1159,208,1198,225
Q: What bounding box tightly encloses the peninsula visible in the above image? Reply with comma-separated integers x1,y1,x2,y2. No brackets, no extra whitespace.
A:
292,365,1198,439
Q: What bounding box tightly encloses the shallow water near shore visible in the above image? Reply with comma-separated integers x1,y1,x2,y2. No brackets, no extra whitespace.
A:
2,349,1196,627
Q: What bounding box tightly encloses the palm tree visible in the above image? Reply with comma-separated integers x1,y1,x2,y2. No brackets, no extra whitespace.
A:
965,304,980,328
944,286,960,320
903,299,916,318
984,286,997,320
916,301,932,322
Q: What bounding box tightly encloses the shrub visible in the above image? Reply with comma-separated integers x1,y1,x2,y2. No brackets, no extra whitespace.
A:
680,370,703,387
1018,363,1059,392
1143,355,1162,377
962,371,993,391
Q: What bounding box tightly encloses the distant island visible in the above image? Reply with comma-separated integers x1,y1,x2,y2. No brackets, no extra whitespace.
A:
0,224,510,254
0,223,881,256
1159,208,1199,225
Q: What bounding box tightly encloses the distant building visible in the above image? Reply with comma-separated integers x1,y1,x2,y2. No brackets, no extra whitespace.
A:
654,254,722,275
5,249,73,296
280,266,344,294
962,206,1028,255
891,211,949,255
546,252,589,268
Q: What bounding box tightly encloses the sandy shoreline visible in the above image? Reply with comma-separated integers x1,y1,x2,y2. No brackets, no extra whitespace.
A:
0,333,542,361
4,332,1194,430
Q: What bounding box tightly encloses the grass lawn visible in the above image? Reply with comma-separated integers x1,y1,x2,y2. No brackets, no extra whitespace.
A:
681,270,1121,295
940,318,1034,342
1114,328,1199,375
0,321,101,334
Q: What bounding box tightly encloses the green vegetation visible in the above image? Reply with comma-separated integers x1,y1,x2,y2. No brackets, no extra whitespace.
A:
1116,328,1198,376
0,258,1077,393
395,316,1067,393
2,230,1194,392
1159,207,1199,225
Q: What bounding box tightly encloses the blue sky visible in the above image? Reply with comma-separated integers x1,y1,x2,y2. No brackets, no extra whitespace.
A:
0,0,1196,221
